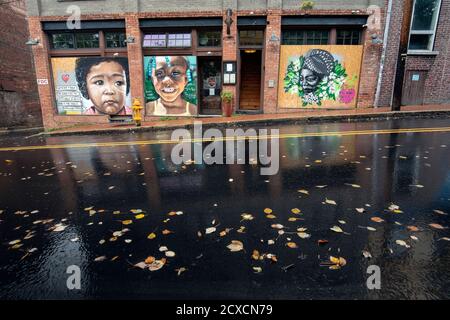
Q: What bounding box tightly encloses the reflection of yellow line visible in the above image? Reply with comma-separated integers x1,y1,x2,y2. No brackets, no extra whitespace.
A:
1,127,450,152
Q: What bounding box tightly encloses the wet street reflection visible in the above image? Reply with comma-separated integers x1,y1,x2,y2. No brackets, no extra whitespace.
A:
0,118,449,299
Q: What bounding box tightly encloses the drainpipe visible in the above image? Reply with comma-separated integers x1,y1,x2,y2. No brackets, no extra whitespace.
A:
374,0,393,108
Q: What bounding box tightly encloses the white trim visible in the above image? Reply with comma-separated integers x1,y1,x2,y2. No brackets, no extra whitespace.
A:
408,0,442,51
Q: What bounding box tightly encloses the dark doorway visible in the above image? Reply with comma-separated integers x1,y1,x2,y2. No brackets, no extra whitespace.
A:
239,50,262,111
198,57,222,115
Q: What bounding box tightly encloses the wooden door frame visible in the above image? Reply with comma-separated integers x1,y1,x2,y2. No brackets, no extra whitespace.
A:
237,48,264,112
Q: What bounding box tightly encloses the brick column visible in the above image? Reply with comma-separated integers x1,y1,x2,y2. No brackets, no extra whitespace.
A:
357,5,384,108
28,17,58,129
222,8,238,112
263,10,281,113
125,14,144,107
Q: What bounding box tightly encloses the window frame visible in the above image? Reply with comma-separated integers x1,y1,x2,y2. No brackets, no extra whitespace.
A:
142,32,193,49
408,0,442,53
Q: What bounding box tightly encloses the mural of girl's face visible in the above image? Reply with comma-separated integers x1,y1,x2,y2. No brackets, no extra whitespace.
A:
152,57,188,103
86,61,127,114
300,68,321,94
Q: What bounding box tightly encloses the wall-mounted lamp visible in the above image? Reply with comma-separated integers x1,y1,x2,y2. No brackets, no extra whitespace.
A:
124,36,135,43
25,38,40,45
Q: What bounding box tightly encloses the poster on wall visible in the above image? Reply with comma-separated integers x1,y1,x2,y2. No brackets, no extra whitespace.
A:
278,46,363,108
51,57,132,115
144,56,198,116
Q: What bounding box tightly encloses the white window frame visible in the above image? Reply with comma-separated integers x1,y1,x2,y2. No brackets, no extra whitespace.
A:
408,0,442,53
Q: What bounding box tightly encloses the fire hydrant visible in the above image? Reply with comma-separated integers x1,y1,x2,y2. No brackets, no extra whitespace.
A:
132,98,143,127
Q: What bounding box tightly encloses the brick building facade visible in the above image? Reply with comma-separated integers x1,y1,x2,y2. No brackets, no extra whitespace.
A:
23,0,449,129
0,0,42,128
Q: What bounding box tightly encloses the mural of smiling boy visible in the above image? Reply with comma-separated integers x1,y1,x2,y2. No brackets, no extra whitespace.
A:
144,56,198,116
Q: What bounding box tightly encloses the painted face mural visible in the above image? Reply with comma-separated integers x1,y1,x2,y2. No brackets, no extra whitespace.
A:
51,57,131,115
144,56,198,116
281,46,362,108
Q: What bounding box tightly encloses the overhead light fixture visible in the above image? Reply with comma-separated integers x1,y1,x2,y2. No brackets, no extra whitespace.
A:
244,49,256,53
25,38,40,45
124,36,135,43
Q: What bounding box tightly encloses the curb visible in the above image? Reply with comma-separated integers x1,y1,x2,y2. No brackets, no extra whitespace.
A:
0,126,44,136
40,109,450,137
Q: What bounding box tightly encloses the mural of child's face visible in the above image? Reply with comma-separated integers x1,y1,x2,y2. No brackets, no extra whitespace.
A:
152,57,188,103
86,61,127,114
300,68,321,94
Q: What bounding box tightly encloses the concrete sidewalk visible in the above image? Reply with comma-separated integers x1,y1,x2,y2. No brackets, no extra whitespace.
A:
42,104,450,136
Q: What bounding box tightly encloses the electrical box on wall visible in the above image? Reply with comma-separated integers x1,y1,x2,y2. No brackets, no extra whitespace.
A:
223,61,237,85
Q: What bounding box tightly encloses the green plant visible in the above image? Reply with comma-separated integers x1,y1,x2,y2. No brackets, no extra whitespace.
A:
220,91,233,103
301,1,315,10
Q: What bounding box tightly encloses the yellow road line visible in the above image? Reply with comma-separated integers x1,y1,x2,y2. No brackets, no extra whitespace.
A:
0,126,449,152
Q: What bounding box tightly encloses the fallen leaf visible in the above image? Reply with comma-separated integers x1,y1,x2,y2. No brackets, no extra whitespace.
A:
147,232,156,240
162,229,173,235
124,239,132,243
297,189,309,195
345,183,361,188
330,226,343,233
291,208,301,214
362,250,372,259
429,223,447,230
438,237,450,241
8,240,21,245
325,198,337,205
264,208,273,214
241,213,254,221
409,184,424,188
205,227,216,234
288,217,301,222
395,240,410,248
251,250,260,260
175,267,187,276
145,256,155,264
338,220,346,224
317,239,329,245
94,256,107,262
268,239,275,245
366,227,377,231
134,262,147,269
410,235,419,241
356,208,365,213
148,259,166,272
407,226,420,232
130,209,143,214
371,217,385,223
135,214,145,219
433,210,448,215
122,220,133,225
227,240,244,252
297,232,311,239
286,242,298,248
266,214,277,219
253,266,263,273
271,224,284,230
165,251,176,257
53,224,67,232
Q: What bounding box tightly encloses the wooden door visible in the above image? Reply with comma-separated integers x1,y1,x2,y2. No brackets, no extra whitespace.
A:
239,50,262,110
401,71,427,105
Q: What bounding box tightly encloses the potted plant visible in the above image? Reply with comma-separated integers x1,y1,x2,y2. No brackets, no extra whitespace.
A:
301,1,314,10
220,91,234,117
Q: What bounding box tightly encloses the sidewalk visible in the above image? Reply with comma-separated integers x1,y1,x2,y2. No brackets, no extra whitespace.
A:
43,104,450,136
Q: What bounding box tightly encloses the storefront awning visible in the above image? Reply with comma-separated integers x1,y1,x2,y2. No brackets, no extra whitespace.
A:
281,16,368,26
140,18,223,28
42,20,125,31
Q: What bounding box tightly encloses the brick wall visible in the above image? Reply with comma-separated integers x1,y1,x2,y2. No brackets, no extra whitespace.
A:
0,0,42,128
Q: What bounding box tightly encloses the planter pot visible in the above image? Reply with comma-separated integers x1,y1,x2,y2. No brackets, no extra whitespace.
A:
222,101,232,117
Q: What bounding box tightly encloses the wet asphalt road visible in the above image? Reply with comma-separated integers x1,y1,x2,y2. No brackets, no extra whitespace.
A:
0,117,449,300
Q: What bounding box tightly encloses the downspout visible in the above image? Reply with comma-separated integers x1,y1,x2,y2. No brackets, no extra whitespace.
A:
374,0,393,108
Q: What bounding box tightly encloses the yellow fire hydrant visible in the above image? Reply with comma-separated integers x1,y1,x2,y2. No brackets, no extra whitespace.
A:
132,98,143,127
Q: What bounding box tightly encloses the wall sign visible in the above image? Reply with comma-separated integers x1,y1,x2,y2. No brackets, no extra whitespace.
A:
412,74,420,81
223,61,236,85
37,79,48,85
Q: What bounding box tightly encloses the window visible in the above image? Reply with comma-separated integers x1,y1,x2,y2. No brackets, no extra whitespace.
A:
51,33,75,49
198,31,221,47
74,33,99,48
143,33,192,48
408,0,441,51
281,30,329,45
105,32,127,48
336,29,361,45
239,30,264,46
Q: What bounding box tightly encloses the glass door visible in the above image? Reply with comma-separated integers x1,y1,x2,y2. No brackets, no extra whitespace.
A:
198,57,222,115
